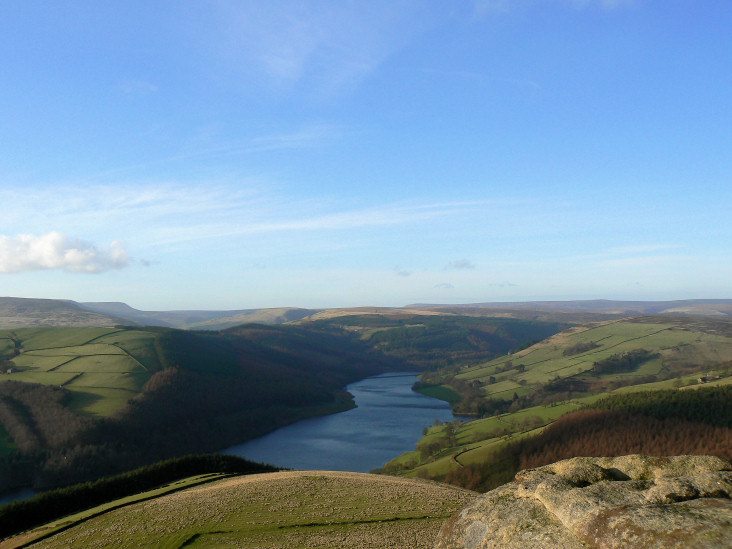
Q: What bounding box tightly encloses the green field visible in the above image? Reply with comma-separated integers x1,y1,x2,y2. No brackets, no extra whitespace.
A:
382,400,584,477
13,471,476,549
414,384,462,404
453,318,732,398
11,327,122,351
0,327,160,417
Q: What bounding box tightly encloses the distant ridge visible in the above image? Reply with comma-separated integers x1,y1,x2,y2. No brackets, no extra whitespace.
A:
2,297,730,329
0,297,125,328
79,302,318,329
408,299,732,317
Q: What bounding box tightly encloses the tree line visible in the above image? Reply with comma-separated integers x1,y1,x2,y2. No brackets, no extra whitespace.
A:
438,386,731,492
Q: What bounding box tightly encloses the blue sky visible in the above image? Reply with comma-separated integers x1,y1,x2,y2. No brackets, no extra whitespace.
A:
1,1,730,310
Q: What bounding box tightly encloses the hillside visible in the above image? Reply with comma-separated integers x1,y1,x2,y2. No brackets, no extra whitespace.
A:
0,298,124,329
414,299,732,317
420,316,732,414
79,303,317,329
381,316,732,487
4,297,732,330
183,307,317,330
0,324,404,491
299,311,569,369
3,470,476,549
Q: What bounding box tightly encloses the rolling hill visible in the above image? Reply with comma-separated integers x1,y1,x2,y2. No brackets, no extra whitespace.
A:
78,302,318,329
412,299,732,317
0,298,125,329
3,297,732,331
382,316,732,486
298,310,570,369
2,470,476,549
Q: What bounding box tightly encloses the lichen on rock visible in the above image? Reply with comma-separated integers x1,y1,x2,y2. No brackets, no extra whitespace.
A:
434,455,732,549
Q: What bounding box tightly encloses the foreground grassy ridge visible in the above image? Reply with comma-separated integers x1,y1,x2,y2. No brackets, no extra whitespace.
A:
0,328,159,417
18,471,476,549
1,475,228,549
0,454,277,544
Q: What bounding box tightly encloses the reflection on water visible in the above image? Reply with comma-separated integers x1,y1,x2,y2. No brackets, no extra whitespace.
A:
224,372,460,472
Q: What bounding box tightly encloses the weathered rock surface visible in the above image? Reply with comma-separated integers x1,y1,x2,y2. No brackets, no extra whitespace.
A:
434,455,732,549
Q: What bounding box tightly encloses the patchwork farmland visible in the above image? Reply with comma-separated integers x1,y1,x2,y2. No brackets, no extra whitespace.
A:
0,327,160,418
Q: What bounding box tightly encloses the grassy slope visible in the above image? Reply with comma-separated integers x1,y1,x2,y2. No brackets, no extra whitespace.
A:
414,384,462,405
8,471,476,549
0,327,158,418
1,474,230,549
445,317,732,407
457,318,731,392
385,316,732,479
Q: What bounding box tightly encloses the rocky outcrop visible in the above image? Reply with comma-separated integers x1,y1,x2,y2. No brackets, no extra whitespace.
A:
434,455,732,549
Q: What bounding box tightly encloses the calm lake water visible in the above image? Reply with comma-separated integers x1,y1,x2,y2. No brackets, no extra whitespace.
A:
0,372,456,505
224,372,459,472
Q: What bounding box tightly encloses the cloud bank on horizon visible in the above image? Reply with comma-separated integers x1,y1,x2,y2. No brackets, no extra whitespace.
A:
0,1,729,309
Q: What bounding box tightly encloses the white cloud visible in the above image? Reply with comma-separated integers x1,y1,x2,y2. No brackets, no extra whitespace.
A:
0,232,130,274
434,282,454,289
444,259,476,270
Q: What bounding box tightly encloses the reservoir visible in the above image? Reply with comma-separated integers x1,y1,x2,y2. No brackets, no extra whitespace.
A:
224,372,459,472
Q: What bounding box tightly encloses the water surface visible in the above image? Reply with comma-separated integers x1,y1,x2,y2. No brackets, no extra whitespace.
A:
225,372,459,472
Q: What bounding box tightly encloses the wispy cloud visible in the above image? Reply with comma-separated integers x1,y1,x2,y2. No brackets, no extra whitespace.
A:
434,282,454,289
605,244,681,255
1,181,492,252
444,259,476,270
0,232,130,274
473,0,635,16
597,255,692,269
119,80,158,95
247,124,343,152
213,1,437,97
421,68,542,91
489,281,517,287
87,123,342,180
394,266,412,277
578,244,683,261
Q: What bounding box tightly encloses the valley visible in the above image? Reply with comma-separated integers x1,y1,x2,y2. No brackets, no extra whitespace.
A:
0,298,730,546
